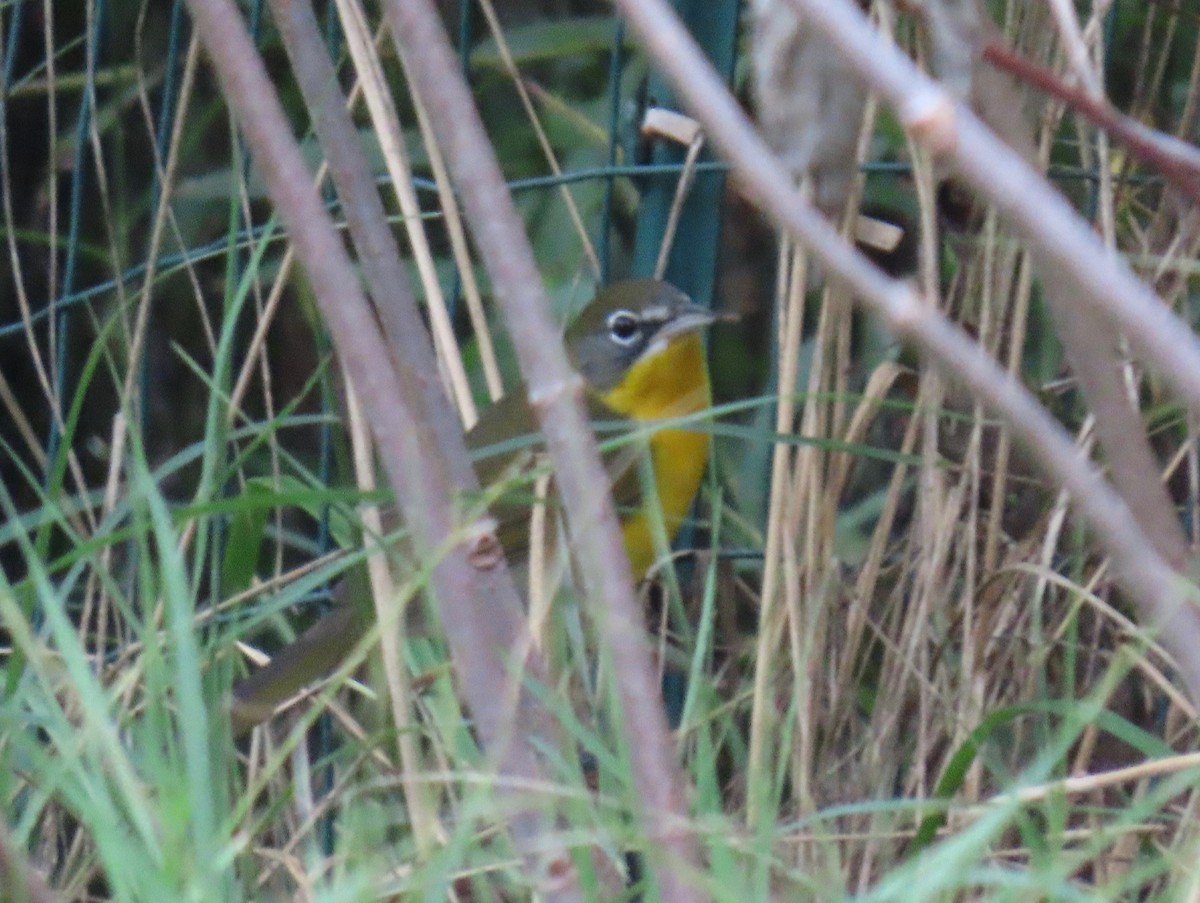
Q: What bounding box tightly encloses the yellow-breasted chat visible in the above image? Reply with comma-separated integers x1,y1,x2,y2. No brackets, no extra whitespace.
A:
230,278,717,733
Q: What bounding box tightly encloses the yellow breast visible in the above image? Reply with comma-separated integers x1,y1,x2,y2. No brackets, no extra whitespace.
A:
596,333,711,576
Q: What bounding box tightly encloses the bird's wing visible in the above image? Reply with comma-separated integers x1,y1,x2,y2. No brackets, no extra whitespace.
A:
466,389,646,559
228,390,642,735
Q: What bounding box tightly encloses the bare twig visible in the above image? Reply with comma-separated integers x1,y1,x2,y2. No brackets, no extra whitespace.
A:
379,0,707,898
269,0,447,857
985,751,1200,805
609,0,1200,701
184,0,577,894
1041,266,1191,572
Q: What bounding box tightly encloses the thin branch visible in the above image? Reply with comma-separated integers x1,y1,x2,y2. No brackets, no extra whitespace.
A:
183,0,576,893
378,0,707,898
608,0,1200,701
1041,265,1191,571
271,0,447,856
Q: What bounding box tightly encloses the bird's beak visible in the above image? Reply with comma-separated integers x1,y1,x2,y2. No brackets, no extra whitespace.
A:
653,301,724,345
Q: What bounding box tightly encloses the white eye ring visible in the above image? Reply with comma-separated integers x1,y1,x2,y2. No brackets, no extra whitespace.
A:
606,310,640,346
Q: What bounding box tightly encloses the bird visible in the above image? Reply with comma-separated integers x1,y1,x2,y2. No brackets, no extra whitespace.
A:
229,278,718,733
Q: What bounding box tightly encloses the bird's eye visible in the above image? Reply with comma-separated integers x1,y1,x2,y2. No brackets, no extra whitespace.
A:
606,310,640,346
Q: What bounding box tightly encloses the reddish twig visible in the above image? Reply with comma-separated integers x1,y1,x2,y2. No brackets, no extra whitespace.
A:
981,39,1200,206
